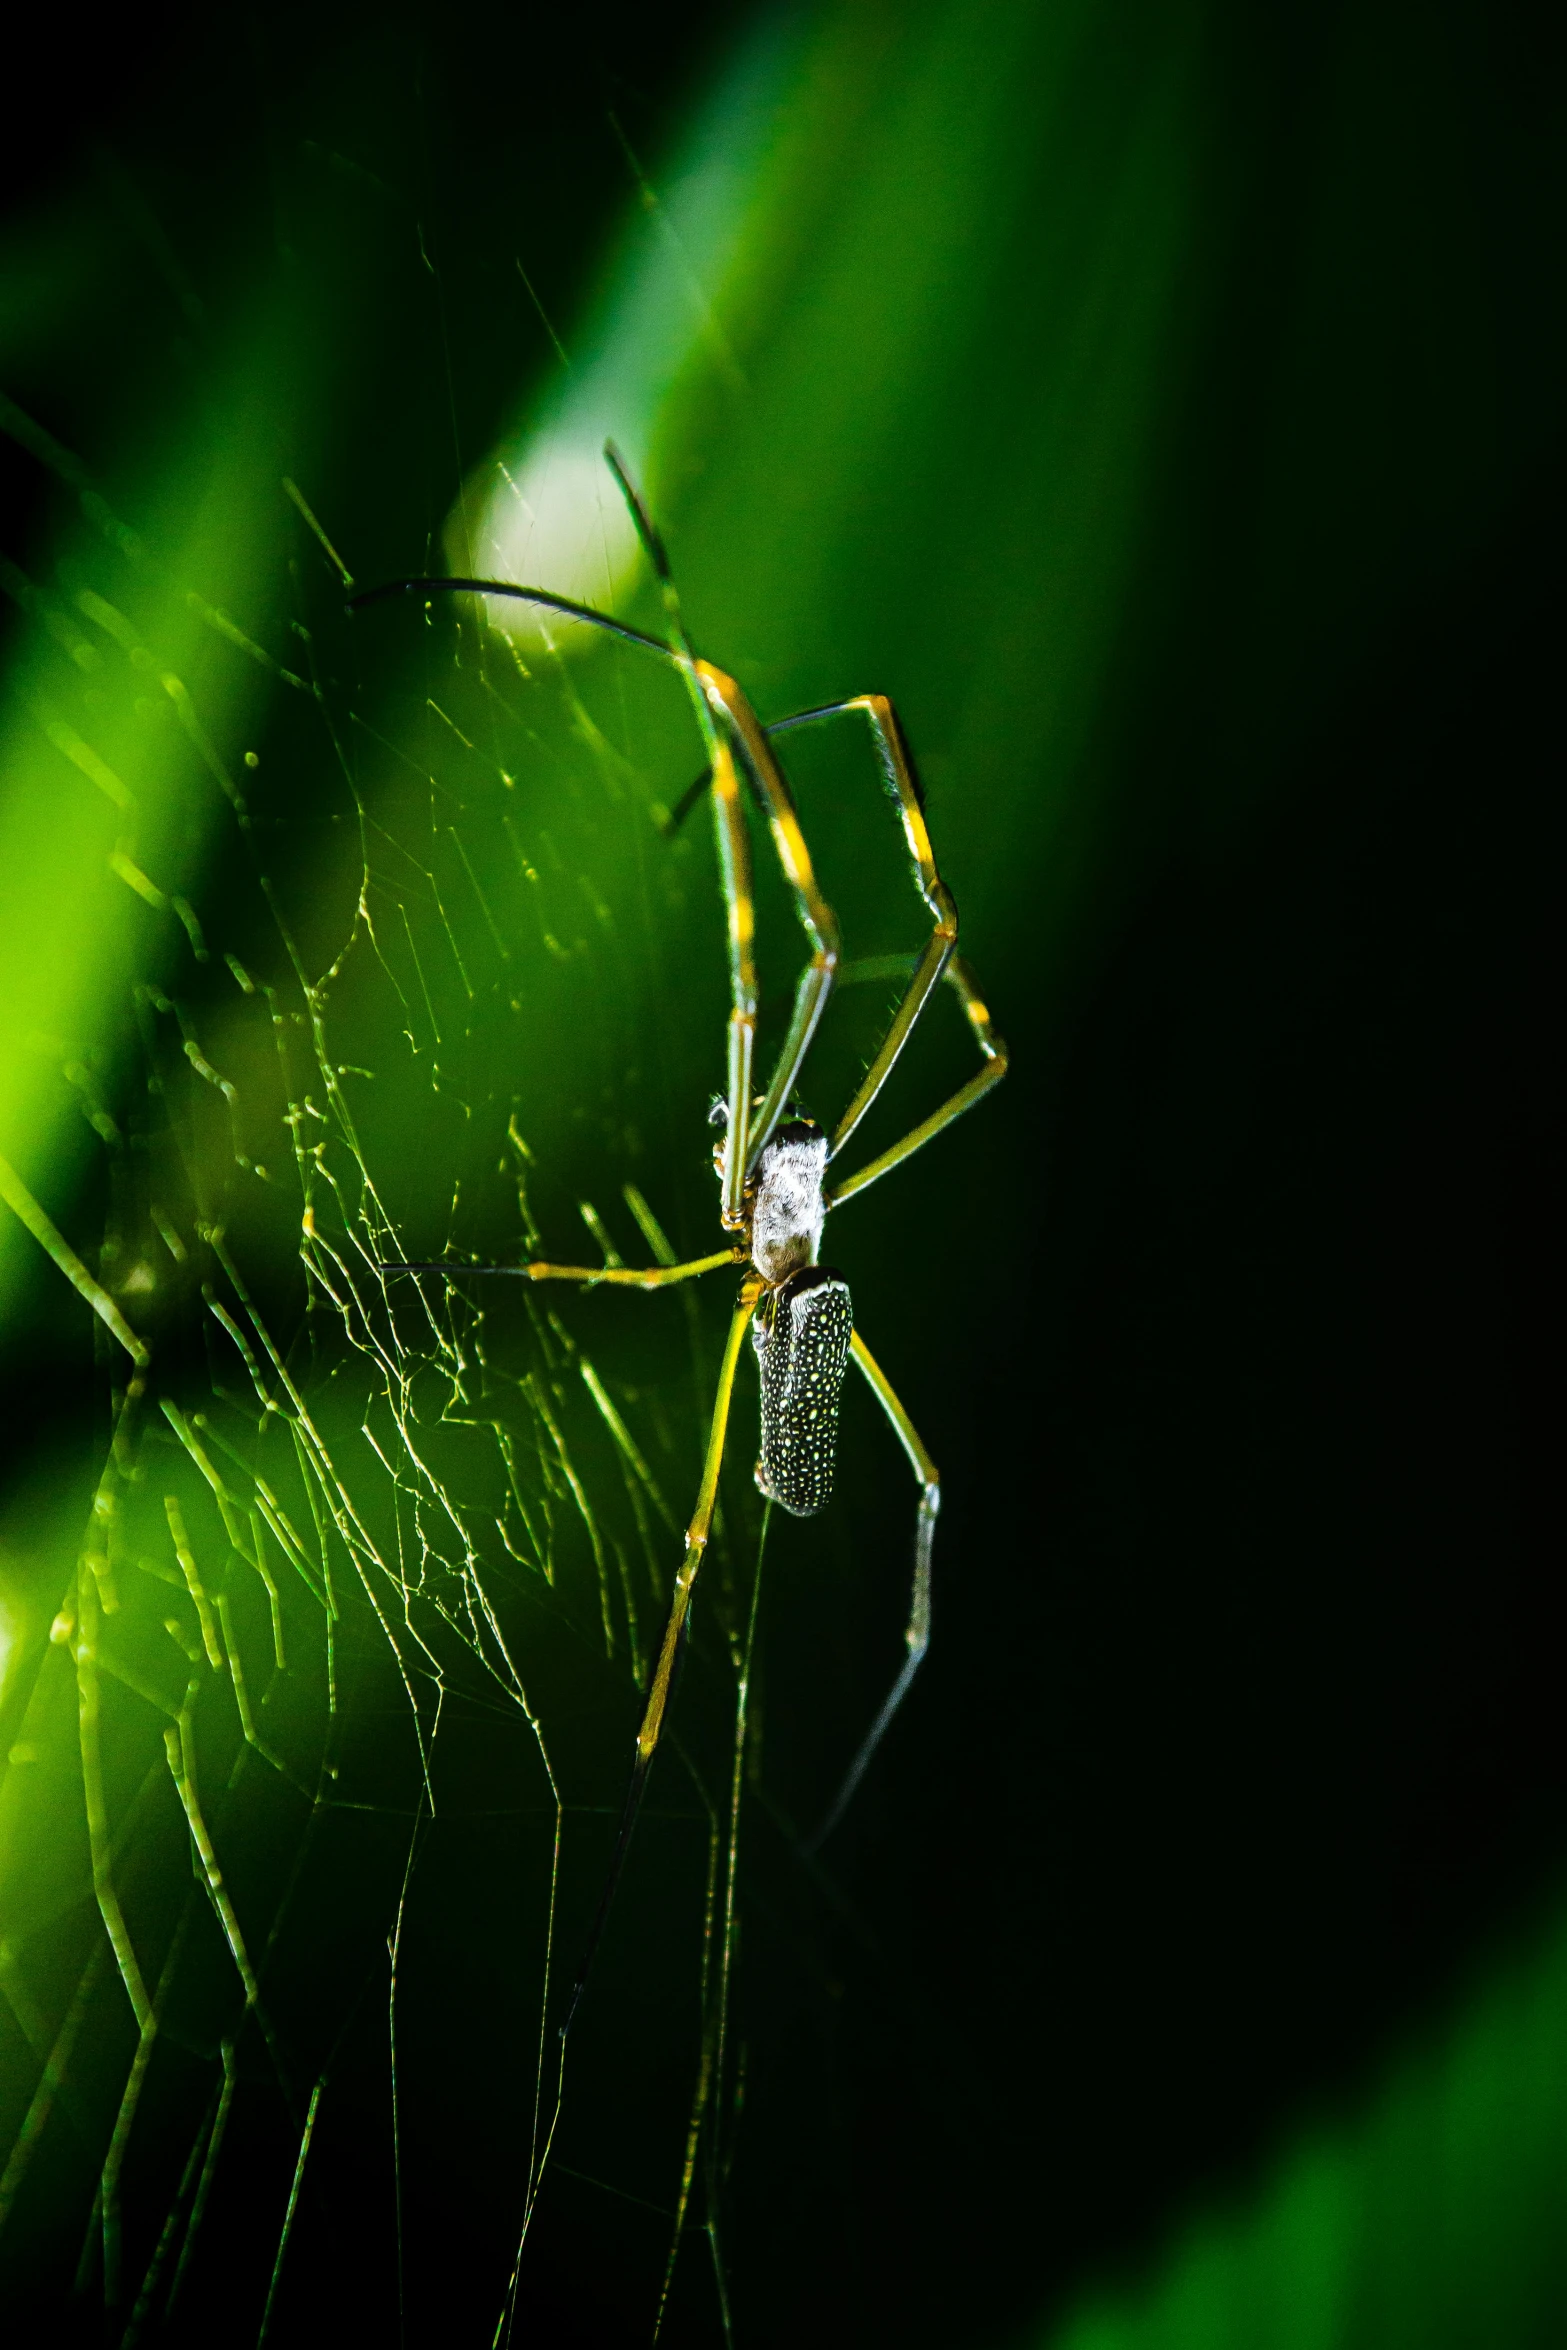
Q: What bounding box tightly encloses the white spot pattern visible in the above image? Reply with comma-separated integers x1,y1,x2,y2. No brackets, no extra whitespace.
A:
753,1267,853,1517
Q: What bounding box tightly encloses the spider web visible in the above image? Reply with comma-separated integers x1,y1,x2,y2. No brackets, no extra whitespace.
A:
0,402,932,2340
8,3,1560,2341
0,14,1042,2330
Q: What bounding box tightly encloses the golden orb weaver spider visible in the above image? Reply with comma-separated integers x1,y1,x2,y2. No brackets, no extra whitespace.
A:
354,448,1007,2028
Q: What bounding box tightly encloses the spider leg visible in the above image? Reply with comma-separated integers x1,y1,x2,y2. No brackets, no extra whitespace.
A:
707,723,764,1227
598,450,768,1225
806,1328,939,1853
660,672,762,1227
359,465,771,1224
520,1250,743,1290
769,695,956,1152
361,461,847,1214
692,665,842,1180
829,953,1007,1207
379,1249,742,1289
558,1277,762,2042
755,694,1008,1199
346,574,671,659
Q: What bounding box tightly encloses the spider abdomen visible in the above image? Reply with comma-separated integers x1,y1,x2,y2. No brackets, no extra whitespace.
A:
753,1265,854,1518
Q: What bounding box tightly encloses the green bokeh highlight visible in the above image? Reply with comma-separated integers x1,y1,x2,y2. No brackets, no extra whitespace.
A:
0,301,321,1329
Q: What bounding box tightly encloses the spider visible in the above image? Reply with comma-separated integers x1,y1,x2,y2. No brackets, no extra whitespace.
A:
354,448,1006,2020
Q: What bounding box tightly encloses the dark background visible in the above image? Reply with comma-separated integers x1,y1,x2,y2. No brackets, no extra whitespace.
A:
1,2,1561,2343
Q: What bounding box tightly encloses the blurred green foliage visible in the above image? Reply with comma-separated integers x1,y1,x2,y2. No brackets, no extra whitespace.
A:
0,1,1561,2343
1052,1888,1567,2350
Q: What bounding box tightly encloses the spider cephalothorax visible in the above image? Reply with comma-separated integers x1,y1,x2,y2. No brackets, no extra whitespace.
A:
713,1103,830,1286
711,1103,853,1513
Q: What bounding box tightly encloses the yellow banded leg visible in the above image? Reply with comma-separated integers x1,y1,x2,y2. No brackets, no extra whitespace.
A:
827,955,1008,1209
709,734,759,1223
558,1279,761,2040
749,693,1007,1198
785,695,963,1159
761,692,959,1157
806,1329,940,1853
600,451,762,1223
695,663,842,1173
521,1250,743,1290
380,1248,743,1289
